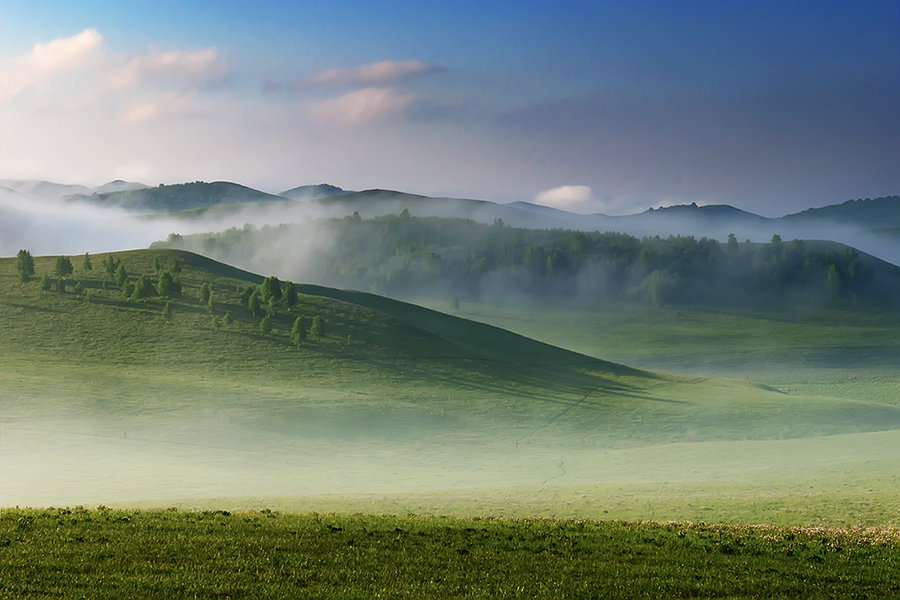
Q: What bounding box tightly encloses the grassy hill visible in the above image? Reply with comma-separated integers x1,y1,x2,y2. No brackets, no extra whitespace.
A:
70,181,284,213
2,249,900,525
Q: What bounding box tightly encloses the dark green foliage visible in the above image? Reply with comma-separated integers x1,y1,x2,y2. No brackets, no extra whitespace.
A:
121,281,135,299
260,276,282,303
162,215,897,309
199,282,211,304
266,297,277,317
240,284,256,306
290,316,305,347
15,249,34,283
157,271,178,297
131,274,155,301
248,289,261,316
39,273,51,291
114,263,128,288
283,281,298,310
259,314,272,335
54,256,74,277
82,252,93,271
102,254,121,281
152,255,161,273
55,276,65,293
310,314,324,338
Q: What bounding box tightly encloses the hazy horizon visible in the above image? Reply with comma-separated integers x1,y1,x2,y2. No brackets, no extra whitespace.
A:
1,1,898,218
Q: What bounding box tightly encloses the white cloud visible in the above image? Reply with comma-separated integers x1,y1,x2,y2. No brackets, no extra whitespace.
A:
106,47,227,91
311,87,413,127
308,59,435,87
121,93,205,123
534,185,593,211
0,28,103,103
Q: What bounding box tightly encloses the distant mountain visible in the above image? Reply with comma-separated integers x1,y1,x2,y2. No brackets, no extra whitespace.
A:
0,179,91,200
70,181,285,212
280,183,346,200
93,180,149,194
782,196,900,229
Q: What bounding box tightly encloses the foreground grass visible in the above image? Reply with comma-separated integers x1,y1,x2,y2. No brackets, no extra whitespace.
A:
2,509,897,599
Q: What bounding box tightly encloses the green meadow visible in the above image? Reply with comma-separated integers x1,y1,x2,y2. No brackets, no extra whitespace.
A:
2,249,899,596
3,508,898,599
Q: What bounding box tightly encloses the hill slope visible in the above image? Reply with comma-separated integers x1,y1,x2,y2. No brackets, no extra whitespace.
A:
69,181,285,212
3,249,900,508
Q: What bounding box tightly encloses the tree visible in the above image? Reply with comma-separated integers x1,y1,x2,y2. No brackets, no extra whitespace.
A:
283,281,298,310
207,292,215,315
199,282,211,304
248,289,261,316
152,255,162,273
54,256,73,277
157,271,177,297
261,276,282,303
290,316,305,348
82,253,92,272
310,315,324,339
102,254,121,281
15,249,35,283
726,233,739,261
40,274,51,291
131,274,155,301
55,276,65,293
825,264,841,301
266,297,277,317
163,301,173,322
259,314,272,335
115,263,128,288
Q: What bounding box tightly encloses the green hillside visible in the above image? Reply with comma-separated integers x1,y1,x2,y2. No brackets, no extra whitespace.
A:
70,181,284,212
2,249,900,523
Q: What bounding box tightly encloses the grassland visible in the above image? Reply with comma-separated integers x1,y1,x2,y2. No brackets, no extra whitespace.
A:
2,508,898,599
2,250,899,527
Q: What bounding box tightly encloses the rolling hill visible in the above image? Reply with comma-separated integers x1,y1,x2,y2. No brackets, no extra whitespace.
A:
69,181,285,212
2,249,900,514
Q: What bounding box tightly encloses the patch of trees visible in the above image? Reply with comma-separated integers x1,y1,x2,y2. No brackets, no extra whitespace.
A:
158,215,899,309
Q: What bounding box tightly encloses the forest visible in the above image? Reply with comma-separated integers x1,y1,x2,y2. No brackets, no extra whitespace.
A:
155,213,896,309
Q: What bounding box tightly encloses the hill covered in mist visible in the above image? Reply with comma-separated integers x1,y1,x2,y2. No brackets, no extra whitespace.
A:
154,215,900,310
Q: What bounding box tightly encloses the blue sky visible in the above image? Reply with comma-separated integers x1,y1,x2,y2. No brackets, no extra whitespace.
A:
1,1,897,215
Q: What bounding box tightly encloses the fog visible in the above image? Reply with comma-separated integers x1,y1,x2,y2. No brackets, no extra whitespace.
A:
5,388,899,508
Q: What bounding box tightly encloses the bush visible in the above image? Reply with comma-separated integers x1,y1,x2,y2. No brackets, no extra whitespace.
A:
54,256,74,277
310,315,324,339
259,315,273,335
40,274,51,291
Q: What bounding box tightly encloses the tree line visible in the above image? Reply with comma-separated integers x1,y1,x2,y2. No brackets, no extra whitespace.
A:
155,214,898,309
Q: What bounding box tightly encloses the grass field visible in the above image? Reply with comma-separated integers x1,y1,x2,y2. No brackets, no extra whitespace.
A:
2,250,899,527
2,508,897,599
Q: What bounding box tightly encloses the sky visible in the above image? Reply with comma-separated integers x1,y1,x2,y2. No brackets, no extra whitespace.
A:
0,1,897,216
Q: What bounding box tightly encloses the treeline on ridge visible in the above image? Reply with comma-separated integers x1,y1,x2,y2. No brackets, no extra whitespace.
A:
154,214,899,309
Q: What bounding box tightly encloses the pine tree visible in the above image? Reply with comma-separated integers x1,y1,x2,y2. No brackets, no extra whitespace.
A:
115,263,128,288
54,256,73,277
40,273,51,291
82,252,92,272
290,316,305,348
15,249,35,283
259,314,273,335
199,282,211,304
310,315,324,339
248,289,261,316
283,281,298,310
